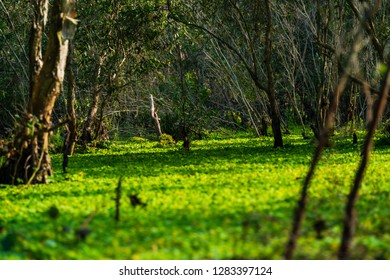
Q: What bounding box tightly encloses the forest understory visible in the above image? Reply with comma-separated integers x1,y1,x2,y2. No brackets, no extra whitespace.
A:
0,0,389,260
1,130,390,260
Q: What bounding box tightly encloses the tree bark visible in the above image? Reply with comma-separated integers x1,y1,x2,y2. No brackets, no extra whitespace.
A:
264,0,283,148
29,0,48,98
62,40,78,173
338,70,390,259
149,94,163,138
64,41,78,156
0,0,77,185
94,92,110,141
81,54,103,145
285,24,366,260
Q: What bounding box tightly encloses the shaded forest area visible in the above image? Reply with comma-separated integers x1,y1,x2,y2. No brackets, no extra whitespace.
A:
0,0,389,260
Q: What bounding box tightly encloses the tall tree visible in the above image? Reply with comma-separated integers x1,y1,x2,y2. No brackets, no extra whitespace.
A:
168,0,284,147
339,69,390,259
285,0,388,259
0,0,77,184
62,41,78,173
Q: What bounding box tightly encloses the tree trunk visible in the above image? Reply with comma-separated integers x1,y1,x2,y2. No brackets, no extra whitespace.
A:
94,93,110,141
64,41,78,156
0,0,77,185
168,1,283,147
62,40,78,173
29,0,48,98
264,0,283,148
81,54,103,145
149,94,163,138
338,70,390,259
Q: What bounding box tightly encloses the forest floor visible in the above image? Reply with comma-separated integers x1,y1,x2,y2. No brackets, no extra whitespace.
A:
1,130,390,259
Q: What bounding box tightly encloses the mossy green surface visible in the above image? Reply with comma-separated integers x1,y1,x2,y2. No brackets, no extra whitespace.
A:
0,132,389,259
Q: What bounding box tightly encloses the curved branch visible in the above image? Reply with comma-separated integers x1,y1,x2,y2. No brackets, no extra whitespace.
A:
346,0,384,61
338,68,390,259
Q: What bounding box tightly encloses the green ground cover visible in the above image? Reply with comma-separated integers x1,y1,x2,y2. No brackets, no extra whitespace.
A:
1,132,389,259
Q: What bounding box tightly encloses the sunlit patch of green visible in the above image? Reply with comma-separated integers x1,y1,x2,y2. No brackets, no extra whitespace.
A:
0,131,389,259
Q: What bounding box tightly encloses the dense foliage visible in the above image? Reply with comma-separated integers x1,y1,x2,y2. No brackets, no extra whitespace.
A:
0,0,389,260
0,1,388,140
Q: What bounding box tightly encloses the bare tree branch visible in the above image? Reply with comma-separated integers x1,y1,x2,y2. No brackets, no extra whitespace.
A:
338,68,390,259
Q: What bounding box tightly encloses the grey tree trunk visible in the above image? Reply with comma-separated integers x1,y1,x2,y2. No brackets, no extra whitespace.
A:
149,94,162,138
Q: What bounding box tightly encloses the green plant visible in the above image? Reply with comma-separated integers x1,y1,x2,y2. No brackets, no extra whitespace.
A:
91,140,112,149
381,118,390,135
49,132,64,154
159,133,175,146
1,131,390,260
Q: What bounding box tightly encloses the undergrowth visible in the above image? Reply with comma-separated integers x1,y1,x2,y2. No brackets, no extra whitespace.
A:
0,131,389,259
